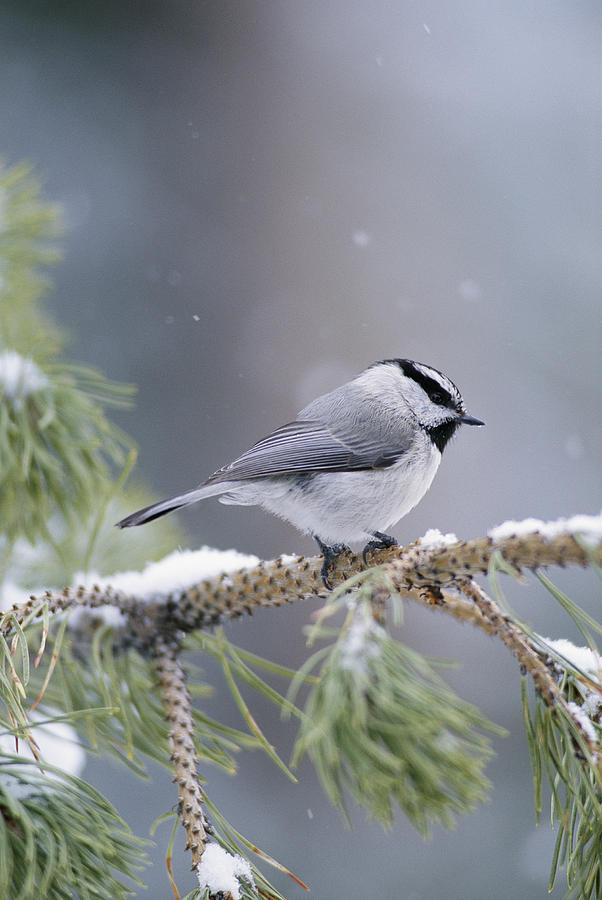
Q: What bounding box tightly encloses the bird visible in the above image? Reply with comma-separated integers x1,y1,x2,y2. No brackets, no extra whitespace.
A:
117,358,484,585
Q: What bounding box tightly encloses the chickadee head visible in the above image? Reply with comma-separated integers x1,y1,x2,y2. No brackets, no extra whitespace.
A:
367,358,484,451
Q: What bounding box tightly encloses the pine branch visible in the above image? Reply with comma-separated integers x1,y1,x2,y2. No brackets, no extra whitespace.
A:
3,526,599,640
457,578,597,754
2,517,600,898
153,636,209,869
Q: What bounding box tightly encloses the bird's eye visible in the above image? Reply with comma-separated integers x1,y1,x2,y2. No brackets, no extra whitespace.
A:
430,391,445,404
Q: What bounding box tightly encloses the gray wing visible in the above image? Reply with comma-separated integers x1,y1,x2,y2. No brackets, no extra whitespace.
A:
202,418,409,485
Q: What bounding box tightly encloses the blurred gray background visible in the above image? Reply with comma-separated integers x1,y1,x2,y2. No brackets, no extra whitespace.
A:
1,1,600,897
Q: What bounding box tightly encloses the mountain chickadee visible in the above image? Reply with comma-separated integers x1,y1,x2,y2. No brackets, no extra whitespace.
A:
117,359,484,584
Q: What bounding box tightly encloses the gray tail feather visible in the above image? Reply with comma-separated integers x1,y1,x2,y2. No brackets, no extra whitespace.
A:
116,483,225,528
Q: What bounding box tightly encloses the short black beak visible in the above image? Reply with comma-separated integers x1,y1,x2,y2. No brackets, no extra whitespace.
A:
460,413,485,426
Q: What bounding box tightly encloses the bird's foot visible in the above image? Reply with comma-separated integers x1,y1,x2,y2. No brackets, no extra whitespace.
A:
362,532,398,566
314,536,351,589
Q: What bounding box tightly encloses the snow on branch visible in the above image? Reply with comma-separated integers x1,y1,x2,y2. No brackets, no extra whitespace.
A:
3,513,600,640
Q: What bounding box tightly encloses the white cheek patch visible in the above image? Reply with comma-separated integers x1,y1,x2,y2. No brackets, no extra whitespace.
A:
397,378,448,427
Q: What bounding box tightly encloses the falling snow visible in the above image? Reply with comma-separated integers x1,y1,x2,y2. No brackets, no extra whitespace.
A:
352,229,371,247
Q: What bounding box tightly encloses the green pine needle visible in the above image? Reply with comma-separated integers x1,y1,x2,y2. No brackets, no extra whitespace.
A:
0,358,136,547
0,757,147,899
292,600,504,834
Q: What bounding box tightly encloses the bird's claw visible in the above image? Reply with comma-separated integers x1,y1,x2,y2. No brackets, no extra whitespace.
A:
314,537,351,589
362,532,398,566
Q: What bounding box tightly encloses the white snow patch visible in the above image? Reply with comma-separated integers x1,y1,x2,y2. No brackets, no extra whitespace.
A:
488,512,602,546
274,553,299,566
0,351,48,405
540,638,601,745
340,604,385,674
2,547,260,617
582,691,602,720
419,528,458,549
542,638,602,679
196,843,254,900
70,546,260,601
567,701,598,744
